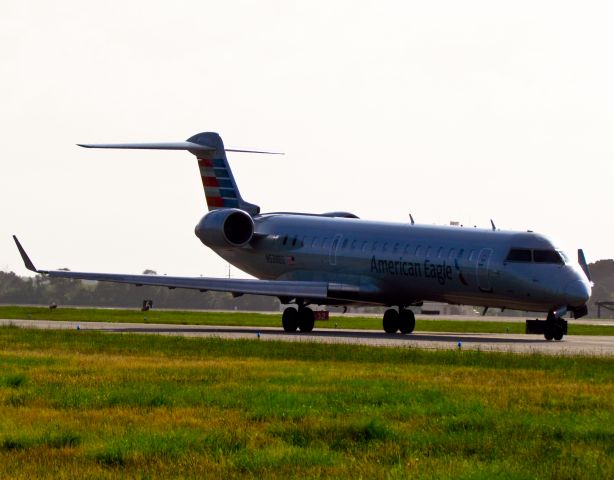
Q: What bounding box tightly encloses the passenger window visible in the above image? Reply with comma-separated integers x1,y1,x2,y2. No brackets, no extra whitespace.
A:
448,249,456,260
404,244,411,254
437,247,444,258
393,243,400,253
282,236,288,246
506,249,532,262
372,242,378,252
534,249,564,265
331,237,339,251
468,250,475,261
362,241,369,252
322,238,329,249
312,238,319,248
292,237,297,247
383,242,388,252
351,240,357,250
458,249,464,259
342,238,348,249
425,247,432,258
415,246,422,257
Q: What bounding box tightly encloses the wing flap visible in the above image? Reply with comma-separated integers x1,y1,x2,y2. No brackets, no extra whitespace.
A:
13,235,367,302
41,269,331,299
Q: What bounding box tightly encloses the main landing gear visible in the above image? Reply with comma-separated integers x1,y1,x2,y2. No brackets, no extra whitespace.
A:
383,308,416,334
282,306,315,333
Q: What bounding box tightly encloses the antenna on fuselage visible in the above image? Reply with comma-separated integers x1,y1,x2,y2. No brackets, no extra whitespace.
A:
490,219,496,231
409,213,415,225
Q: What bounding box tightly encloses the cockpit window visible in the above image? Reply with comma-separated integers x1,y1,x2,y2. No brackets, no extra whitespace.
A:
533,249,564,265
506,249,532,262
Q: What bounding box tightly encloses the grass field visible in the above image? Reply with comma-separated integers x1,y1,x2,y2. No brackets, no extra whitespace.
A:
1,305,614,336
0,326,613,478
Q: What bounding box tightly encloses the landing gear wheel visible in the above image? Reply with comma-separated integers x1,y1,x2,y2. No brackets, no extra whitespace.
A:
553,322,564,341
544,312,556,341
298,307,315,333
399,309,416,334
282,307,298,332
383,309,400,334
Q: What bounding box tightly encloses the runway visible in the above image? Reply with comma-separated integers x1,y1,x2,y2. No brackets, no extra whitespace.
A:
2,318,613,356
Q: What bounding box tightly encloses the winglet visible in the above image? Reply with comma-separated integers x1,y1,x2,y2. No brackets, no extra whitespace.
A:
578,249,592,282
12,236,38,273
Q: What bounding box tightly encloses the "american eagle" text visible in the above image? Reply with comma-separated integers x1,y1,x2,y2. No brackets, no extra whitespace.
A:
370,256,453,285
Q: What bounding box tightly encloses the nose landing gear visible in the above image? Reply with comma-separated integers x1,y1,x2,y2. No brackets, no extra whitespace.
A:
382,308,416,334
527,311,568,340
544,312,566,341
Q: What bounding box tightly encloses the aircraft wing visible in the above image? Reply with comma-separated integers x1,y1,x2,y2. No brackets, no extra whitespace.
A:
13,236,361,301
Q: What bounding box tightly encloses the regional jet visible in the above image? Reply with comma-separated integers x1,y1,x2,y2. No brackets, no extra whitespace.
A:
14,132,592,340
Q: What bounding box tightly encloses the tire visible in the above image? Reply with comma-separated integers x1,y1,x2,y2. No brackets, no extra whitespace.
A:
383,309,400,334
544,323,555,341
298,307,315,333
399,309,416,334
282,307,298,332
553,324,564,341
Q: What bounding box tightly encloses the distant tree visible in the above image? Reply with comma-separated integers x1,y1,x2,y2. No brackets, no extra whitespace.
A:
587,260,614,316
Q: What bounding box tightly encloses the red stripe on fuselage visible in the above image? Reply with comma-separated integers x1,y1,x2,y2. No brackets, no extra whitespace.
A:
198,158,214,167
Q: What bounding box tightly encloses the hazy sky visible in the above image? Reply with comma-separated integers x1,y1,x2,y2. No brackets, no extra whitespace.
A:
2,1,613,279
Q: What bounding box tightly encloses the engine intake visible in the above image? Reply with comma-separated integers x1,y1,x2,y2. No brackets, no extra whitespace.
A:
195,208,254,249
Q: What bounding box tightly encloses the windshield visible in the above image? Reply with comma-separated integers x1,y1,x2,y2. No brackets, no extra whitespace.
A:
505,248,566,265
505,249,532,262
533,249,565,265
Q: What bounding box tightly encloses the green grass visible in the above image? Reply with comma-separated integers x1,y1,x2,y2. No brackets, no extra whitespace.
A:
0,327,613,478
1,305,613,336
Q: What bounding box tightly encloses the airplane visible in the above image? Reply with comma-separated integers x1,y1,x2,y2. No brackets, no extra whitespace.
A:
14,131,592,341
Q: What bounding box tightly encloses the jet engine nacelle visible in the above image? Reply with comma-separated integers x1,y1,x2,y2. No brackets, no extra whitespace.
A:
195,208,255,249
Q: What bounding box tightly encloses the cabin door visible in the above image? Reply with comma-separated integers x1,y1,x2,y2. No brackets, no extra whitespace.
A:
329,234,343,266
476,248,493,293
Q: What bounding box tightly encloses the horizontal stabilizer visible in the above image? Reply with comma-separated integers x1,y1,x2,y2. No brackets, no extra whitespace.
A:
78,143,283,155
78,142,215,152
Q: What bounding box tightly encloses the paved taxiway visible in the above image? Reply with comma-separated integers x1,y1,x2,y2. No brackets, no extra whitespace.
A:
2,319,613,356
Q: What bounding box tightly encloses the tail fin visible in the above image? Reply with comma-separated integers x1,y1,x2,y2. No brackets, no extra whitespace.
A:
78,131,284,216
187,132,260,215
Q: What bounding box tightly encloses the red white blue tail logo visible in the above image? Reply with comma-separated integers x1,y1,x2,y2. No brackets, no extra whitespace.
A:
187,132,260,215
199,157,240,209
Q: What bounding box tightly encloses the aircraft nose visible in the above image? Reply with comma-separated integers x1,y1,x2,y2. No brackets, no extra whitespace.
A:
564,279,591,307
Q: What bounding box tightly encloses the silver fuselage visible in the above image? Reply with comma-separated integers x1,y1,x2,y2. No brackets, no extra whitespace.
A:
204,213,591,312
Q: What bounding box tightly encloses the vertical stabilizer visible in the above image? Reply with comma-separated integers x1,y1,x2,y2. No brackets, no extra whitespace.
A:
187,132,260,215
